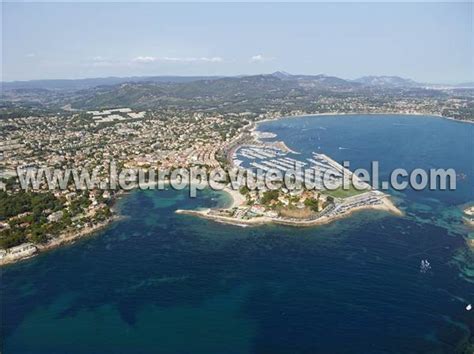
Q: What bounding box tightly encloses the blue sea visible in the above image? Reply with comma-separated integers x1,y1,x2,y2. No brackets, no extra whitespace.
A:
1,115,473,353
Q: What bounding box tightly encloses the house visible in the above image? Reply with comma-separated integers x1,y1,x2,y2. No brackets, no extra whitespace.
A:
250,205,265,215
48,210,63,223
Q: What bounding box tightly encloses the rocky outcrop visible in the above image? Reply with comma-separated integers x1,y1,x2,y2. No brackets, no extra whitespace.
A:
0,243,38,265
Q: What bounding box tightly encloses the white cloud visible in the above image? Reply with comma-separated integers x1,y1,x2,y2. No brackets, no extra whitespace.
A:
250,54,274,63
25,53,36,58
133,56,157,63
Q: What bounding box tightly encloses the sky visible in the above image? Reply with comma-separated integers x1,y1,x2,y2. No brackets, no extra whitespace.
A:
1,2,473,83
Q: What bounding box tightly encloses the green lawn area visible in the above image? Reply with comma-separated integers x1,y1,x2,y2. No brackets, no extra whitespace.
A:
324,184,368,199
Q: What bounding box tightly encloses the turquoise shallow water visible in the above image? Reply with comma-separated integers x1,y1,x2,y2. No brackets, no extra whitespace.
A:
1,115,474,353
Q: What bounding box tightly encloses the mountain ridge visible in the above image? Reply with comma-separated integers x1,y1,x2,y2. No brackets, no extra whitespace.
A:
3,73,462,91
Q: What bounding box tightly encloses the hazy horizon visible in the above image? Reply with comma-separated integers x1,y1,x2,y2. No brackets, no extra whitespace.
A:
1,71,473,86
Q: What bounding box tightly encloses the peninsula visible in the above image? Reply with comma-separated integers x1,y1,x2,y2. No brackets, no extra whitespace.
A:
177,126,402,227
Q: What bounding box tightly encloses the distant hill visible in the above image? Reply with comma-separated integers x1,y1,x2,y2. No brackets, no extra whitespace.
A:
2,72,462,114
353,76,420,88
455,82,474,88
2,71,470,123
271,71,294,80
270,72,360,89
296,74,360,89
68,75,301,109
4,73,463,92
1,76,222,91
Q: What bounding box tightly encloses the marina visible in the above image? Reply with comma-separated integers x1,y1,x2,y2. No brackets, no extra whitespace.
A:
234,142,353,192
197,133,402,229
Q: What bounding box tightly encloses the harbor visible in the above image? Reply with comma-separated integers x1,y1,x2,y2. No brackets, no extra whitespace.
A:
184,134,402,227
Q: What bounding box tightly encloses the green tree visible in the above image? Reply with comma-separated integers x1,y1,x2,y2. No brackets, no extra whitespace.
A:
261,190,279,205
